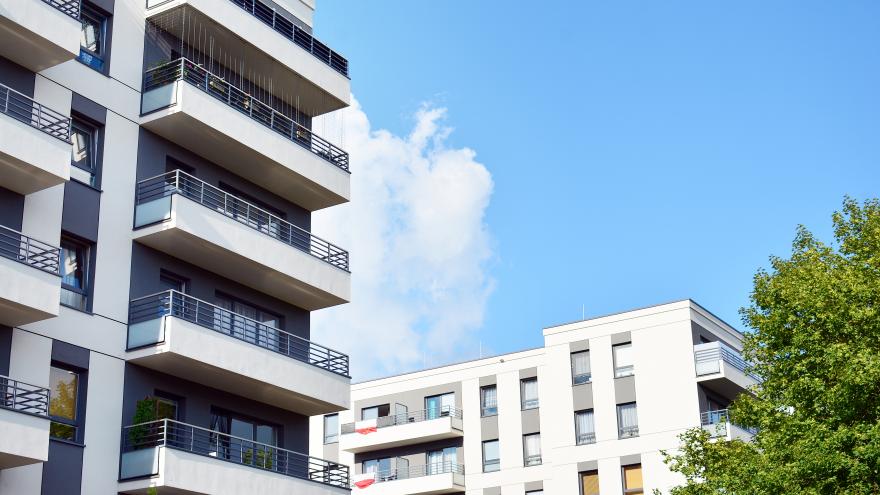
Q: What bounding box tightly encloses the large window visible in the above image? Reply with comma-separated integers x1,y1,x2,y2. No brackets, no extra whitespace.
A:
613,342,635,378
523,433,541,466
323,414,339,444
480,385,497,417
60,236,90,311
209,408,280,467
361,404,390,420
571,351,592,385
425,392,455,419
482,439,500,472
214,293,281,350
575,409,596,445
78,3,107,71
427,446,457,474
49,365,80,441
581,470,600,495
617,402,639,439
364,457,405,481
623,464,644,494
70,117,99,187
520,377,539,410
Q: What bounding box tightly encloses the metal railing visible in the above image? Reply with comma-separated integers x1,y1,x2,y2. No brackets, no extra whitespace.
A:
367,462,464,484
481,401,497,417
694,342,760,380
142,58,349,171
136,170,349,271
341,407,463,434
121,419,349,488
522,398,539,410
0,83,71,142
41,0,82,19
0,225,61,275
573,372,592,385
700,409,757,436
618,425,639,439
483,459,500,472
576,432,596,445
524,454,542,466
0,375,50,416
227,0,348,77
128,290,350,377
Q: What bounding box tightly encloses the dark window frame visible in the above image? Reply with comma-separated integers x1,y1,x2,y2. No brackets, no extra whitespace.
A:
48,362,87,443
480,384,497,417
482,439,500,472
323,413,339,444
78,2,110,73
60,234,92,312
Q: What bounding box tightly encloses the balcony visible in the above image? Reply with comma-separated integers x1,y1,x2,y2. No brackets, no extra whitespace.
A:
694,342,760,397
140,58,349,211
0,0,81,72
0,83,71,194
700,409,755,441
0,375,51,469
118,419,349,495
133,171,350,311
127,290,349,415
340,408,464,454
354,463,465,494
0,226,61,326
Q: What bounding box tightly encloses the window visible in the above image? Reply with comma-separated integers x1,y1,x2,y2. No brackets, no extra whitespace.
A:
427,446,457,474
140,394,178,421
209,408,280,467
581,470,600,495
613,342,635,378
60,236,90,311
70,118,100,187
214,293,281,350
49,365,80,441
523,433,541,466
520,377,539,410
575,409,596,445
571,351,591,385
363,457,401,481
623,464,644,494
323,414,339,444
361,404,390,420
482,439,500,472
79,3,107,71
159,270,189,293
617,402,639,438
480,385,497,417
425,392,455,419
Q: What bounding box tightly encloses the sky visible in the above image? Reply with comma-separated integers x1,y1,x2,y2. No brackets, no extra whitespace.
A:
310,1,880,380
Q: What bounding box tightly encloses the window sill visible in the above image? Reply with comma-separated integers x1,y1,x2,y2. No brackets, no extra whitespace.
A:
481,413,498,418
572,381,593,387
69,177,104,193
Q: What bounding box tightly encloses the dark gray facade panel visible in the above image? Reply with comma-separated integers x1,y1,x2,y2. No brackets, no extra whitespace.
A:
0,326,11,376
614,375,637,404
121,363,309,453
41,441,84,495
691,321,737,349
569,339,590,352
521,408,540,434
51,340,90,369
478,374,496,387
518,367,538,379
572,383,594,411
62,181,101,242
128,243,309,339
577,459,598,472
620,453,642,466
610,331,632,346
0,56,35,96
354,382,463,418
480,415,498,441
0,186,24,231
352,437,463,467
71,94,107,125
483,488,501,495
524,480,544,491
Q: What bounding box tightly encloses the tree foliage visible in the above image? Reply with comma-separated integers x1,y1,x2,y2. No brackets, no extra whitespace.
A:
663,198,880,494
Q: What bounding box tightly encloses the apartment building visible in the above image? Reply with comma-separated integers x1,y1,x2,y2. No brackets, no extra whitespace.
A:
313,300,758,495
0,0,353,493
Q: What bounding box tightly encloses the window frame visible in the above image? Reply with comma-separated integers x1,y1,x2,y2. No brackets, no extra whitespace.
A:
575,409,596,445
571,350,592,385
480,384,497,417
48,364,82,442
520,377,539,410
580,470,600,495
78,2,108,72
69,117,100,187
482,439,500,473
622,464,644,494
323,413,339,444
522,432,542,466
613,342,635,378
60,235,91,312
617,402,639,439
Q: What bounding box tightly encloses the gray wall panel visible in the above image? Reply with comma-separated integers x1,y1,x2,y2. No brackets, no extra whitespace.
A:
62,181,101,242
480,415,498,441
572,383,594,411
521,408,540,434
614,375,637,404
0,56,35,96
0,186,24,231
0,326,11,376
41,441,83,495
611,331,632,345
354,382,463,418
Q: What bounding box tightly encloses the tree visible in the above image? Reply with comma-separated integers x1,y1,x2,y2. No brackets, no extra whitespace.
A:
662,197,880,494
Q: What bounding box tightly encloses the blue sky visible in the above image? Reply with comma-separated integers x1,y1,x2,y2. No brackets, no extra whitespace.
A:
311,1,880,375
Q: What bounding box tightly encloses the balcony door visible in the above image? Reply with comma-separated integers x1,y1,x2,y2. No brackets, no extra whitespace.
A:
210,409,280,470
427,447,456,475
214,294,281,352
425,392,455,420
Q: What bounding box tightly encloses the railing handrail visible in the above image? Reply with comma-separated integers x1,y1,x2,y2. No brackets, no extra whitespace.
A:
41,0,82,19
0,374,51,416
128,290,350,376
142,58,349,171
700,408,730,425
0,81,71,142
135,170,349,271
694,341,761,380
124,418,307,455
0,224,61,275
341,407,463,432
368,461,465,482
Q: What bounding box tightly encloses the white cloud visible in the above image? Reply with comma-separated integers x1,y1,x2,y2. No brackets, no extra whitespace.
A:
311,98,495,380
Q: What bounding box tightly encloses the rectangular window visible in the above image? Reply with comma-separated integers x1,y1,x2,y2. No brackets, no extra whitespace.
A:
363,457,395,481
60,235,90,311
70,118,100,187
323,414,339,444
425,392,455,419
571,351,592,384
480,385,497,417
361,404,390,420
49,365,80,441
520,377,539,410
623,464,644,494
78,3,107,71
617,402,639,439
482,439,500,472
214,293,281,350
209,408,280,467
581,470,600,495
575,409,596,445
427,446,457,475
523,433,541,466
613,342,635,378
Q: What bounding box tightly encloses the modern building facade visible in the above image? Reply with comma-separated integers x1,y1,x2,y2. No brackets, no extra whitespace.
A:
0,0,352,493
313,300,757,495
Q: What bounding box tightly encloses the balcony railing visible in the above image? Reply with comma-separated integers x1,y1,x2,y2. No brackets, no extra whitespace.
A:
41,0,82,19
481,401,497,417
121,419,349,488
573,372,592,385
576,432,596,445
128,290,350,377
226,0,349,77
143,58,349,171
341,407,463,434
136,170,349,271
700,409,757,436
0,375,50,417
618,425,639,439
524,454,542,467
0,82,71,142
694,342,760,380
0,225,61,275
366,462,464,484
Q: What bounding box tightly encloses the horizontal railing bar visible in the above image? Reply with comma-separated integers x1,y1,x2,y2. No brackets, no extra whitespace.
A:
341,407,463,433
0,82,71,142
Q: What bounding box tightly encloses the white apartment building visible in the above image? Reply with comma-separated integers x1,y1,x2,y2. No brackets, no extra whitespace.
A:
312,300,758,495
0,0,353,493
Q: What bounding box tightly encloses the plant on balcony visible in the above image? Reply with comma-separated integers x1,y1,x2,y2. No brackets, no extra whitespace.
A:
242,447,275,470
127,397,159,450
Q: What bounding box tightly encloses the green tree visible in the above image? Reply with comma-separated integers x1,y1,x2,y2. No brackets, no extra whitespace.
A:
662,197,880,494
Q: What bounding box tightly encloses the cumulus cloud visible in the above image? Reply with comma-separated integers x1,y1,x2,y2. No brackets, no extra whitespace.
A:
311,98,495,380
